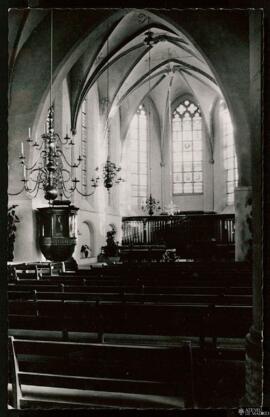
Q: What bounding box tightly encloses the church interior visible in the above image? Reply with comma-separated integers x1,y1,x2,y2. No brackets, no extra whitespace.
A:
7,7,263,409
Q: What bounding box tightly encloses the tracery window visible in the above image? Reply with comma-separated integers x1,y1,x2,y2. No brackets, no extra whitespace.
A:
220,102,238,205
172,99,203,194
128,105,148,207
81,98,87,195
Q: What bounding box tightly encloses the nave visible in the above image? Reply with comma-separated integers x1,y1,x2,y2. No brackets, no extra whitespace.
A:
7,6,263,409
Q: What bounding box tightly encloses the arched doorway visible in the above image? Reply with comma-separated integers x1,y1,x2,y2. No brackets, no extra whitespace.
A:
77,220,95,260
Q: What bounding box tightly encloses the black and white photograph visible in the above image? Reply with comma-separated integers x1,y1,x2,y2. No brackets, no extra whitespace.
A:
7,5,264,411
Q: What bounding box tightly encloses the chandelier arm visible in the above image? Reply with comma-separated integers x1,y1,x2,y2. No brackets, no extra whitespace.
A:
35,141,44,151
61,187,73,199
69,183,76,193
73,185,96,197
23,153,45,171
8,183,28,196
60,168,72,183
57,149,78,168
32,181,43,198
54,132,69,145
58,172,73,198
22,180,39,194
31,138,45,152
29,166,46,175
60,180,69,192
28,171,45,191
27,177,41,185
27,167,48,183
60,176,75,194
39,169,49,184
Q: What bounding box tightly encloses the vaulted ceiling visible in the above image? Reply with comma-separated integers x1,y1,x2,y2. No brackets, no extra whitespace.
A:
9,8,222,139
68,9,222,137
9,8,252,188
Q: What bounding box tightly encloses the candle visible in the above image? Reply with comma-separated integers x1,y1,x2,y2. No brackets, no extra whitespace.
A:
21,142,24,156
28,127,31,138
23,165,26,179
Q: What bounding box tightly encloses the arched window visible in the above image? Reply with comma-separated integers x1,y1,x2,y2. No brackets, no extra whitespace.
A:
128,104,148,207
172,99,203,194
81,98,87,195
220,102,238,205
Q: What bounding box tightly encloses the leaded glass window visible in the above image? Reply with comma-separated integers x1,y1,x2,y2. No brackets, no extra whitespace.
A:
172,99,203,194
128,105,148,207
81,98,87,195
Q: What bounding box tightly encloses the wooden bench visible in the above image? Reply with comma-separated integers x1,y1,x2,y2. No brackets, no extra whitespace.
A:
9,337,194,409
10,262,251,282
9,301,252,347
8,278,252,292
8,290,252,306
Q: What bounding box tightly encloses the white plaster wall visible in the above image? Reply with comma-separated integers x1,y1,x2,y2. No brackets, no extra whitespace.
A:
72,84,122,262
108,110,122,214
213,99,235,215
149,104,162,204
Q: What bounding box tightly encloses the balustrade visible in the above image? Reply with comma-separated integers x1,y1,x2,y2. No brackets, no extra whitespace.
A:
122,214,235,256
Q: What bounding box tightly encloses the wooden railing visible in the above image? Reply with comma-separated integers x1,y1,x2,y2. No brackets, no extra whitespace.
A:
122,214,235,248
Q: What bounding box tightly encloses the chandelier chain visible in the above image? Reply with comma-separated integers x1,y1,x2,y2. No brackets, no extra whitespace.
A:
50,9,53,109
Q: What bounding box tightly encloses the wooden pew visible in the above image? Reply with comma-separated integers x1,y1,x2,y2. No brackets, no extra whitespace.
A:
8,291,252,306
46,268,251,281
10,261,252,284
8,277,252,301
8,301,252,346
8,277,252,291
9,336,194,409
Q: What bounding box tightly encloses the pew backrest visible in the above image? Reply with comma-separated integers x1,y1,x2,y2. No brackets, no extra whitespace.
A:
9,336,194,409
9,301,252,341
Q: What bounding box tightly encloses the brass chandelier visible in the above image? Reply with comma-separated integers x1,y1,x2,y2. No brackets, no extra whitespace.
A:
141,27,160,216
9,10,123,202
95,23,124,191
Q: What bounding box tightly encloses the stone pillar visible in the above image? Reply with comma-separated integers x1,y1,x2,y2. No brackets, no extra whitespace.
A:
203,159,215,212
244,326,263,406
242,11,263,407
160,162,166,211
234,186,252,262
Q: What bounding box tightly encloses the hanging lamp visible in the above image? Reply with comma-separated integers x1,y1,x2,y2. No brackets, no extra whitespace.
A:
94,24,124,191
8,10,99,202
141,27,160,216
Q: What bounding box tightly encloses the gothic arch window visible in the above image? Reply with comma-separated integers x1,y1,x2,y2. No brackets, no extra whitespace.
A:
172,99,203,194
220,101,238,205
128,104,148,207
81,98,87,195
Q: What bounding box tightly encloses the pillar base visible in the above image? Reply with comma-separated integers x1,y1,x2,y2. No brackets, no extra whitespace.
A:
241,325,263,407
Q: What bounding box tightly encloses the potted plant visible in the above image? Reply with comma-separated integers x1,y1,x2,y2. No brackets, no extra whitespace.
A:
99,226,120,263
8,205,20,261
